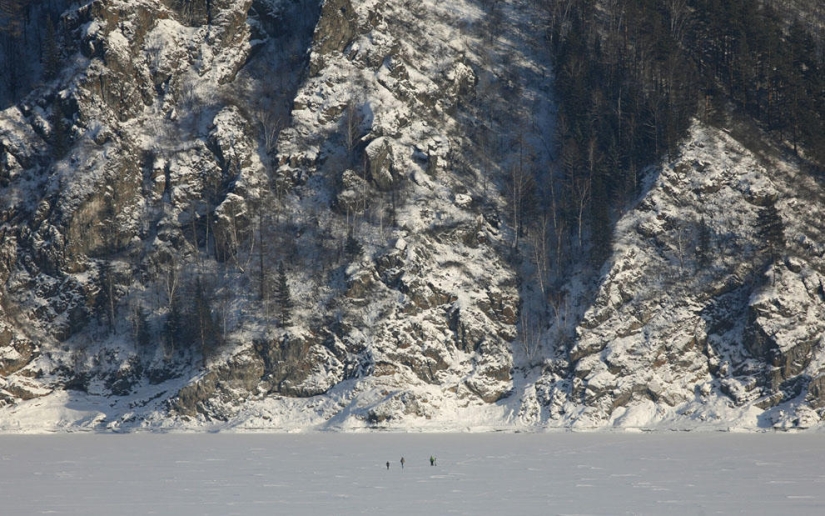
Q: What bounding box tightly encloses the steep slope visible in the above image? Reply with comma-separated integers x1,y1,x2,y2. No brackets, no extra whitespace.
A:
0,0,294,419
527,119,825,430
168,0,558,429
0,0,558,430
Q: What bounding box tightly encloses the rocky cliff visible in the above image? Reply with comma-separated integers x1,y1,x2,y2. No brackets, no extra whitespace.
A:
526,121,825,430
0,0,824,432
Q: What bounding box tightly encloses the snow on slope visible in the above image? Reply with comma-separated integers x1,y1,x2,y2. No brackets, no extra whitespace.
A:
0,0,554,431
528,121,825,431
193,0,560,429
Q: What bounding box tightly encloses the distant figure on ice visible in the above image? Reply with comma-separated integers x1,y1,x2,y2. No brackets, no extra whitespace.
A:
430,456,436,466
400,457,406,469
386,461,390,470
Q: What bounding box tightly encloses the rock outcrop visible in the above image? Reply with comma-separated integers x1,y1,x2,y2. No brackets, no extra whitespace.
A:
530,124,825,430
0,0,528,430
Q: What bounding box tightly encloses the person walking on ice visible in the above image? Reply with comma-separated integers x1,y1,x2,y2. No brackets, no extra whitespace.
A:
386,461,390,470
430,456,436,466
400,457,406,469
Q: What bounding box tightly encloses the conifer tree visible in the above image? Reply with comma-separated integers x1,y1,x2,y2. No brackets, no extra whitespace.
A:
589,167,611,265
0,0,30,101
274,262,293,327
135,303,151,355
756,200,784,262
164,294,183,355
96,262,117,334
756,200,785,287
50,98,68,158
345,232,362,258
0,0,26,37
192,277,220,364
42,16,59,81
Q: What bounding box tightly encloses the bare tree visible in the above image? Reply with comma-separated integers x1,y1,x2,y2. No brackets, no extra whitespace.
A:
254,101,284,155
519,310,544,363
164,258,180,309
666,0,690,45
343,97,365,159
569,174,590,250
174,0,203,25
506,132,536,250
528,211,552,298
542,0,577,43
215,284,233,342
673,220,688,276
547,289,568,330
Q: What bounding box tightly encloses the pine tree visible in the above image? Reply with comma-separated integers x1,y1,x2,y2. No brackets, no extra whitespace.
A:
756,200,784,262
755,200,785,286
589,167,611,265
274,262,293,327
50,98,68,158
133,303,151,356
0,0,30,100
42,16,59,81
96,262,117,334
345,232,362,258
0,0,26,37
696,216,711,268
192,277,220,364
164,295,183,355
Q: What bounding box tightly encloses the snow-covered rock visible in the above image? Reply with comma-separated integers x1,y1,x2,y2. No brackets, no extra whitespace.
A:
533,123,825,430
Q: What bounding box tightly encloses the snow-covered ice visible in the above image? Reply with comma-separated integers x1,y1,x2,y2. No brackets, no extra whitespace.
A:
2,432,824,515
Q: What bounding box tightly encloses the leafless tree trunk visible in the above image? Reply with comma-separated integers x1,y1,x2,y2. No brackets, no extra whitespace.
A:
507,132,534,250
255,105,283,155
547,289,568,330
666,0,690,45
528,211,551,297
164,258,180,308
343,95,366,162
519,310,543,363
674,222,687,275
570,174,590,249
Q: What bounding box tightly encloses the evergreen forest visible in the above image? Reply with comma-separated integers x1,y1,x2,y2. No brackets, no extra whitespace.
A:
544,0,825,266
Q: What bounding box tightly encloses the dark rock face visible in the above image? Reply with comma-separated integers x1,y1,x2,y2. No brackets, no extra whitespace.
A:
807,375,825,408
309,0,358,75
0,0,264,396
170,331,358,417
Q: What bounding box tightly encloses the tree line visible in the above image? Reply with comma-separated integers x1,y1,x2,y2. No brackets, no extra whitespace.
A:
502,0,821,355
689,0,825,162
542,0,825,269
0,0,67,106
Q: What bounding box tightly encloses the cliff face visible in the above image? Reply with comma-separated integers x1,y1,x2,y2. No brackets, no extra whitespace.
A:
0,0,530,429
526,122,825,430
170,0,537,425
1,0,824,432
0,0,265,405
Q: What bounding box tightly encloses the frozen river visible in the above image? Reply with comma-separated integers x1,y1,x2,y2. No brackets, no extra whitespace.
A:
1,432,824,515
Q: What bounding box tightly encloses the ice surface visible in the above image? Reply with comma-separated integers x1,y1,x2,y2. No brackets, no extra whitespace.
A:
1,433,824,515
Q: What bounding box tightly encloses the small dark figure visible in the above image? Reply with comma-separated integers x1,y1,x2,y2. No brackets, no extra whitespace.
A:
400,457,406,469
386,461,390,470
430,456,436,466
